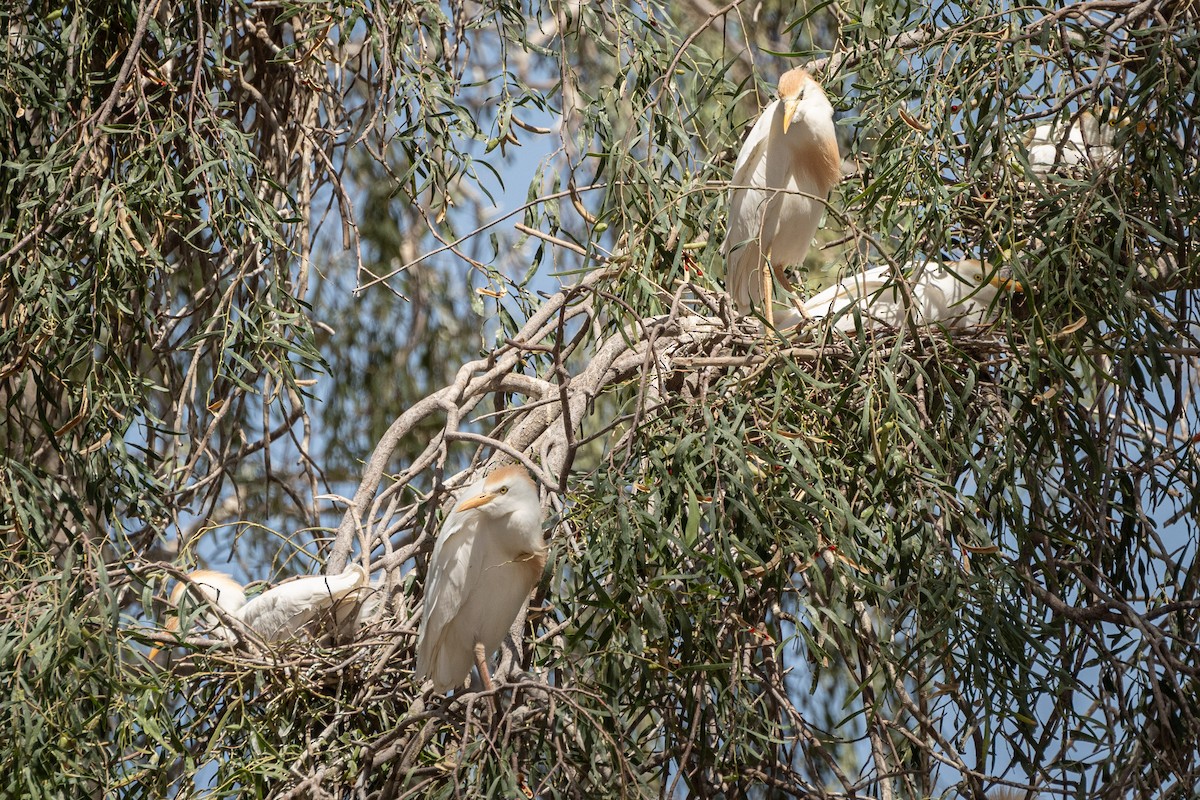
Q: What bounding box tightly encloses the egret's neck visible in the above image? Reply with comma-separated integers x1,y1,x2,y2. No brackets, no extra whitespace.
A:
499,502,545,553
783,100,841,192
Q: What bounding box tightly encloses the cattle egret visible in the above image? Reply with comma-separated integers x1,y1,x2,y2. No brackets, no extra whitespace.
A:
724,67,842,322
151,565,371,658
771,259,1023,332
148,570,246,661
416,465,546,693
1023,110,1121,174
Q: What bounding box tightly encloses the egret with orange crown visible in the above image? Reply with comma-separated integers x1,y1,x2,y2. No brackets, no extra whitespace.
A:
724,68,842,324
148,570,246,662
416,465,547,693
150,566,370,660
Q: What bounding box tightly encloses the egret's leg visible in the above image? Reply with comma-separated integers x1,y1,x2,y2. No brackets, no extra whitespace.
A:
773,261,798,298
764,252,813,330
785,284,811,327
473,641,494,692
761,259,774,328
773,260,813,325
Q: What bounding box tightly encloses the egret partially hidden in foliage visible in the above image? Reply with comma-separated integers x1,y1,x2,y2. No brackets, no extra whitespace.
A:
151,565,371,661
148,570,246,662
724,67,842,323
771,259,1023,332
416,465,546,694
1023,110,1125,174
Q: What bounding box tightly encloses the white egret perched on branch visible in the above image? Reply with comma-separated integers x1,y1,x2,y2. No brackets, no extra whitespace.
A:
416,465,547,694
150,565,371,660
980,107,1136,176
724,67,842,323
771,259,1023,333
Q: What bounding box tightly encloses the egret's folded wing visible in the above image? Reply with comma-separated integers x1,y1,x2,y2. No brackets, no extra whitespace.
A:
802,266,899,329
729,101,777,194
235,565,369,643
768,306,804,330
415,510,485,682
1026,121,1090,170
723,100,777,260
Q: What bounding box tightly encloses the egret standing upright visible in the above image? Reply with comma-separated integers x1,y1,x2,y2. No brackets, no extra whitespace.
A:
724,68,842,324
416,465,547,694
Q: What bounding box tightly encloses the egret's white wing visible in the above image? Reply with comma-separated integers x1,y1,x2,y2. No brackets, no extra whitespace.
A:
770,267,888,331
1025,115,1117,173
235,565,369,643
724,103,775,257
794,266,901,331
724,100,779,310
1027,122,1086,171
415,481,490,689
769,306,806,330
773,262,998,332
727,99,778,203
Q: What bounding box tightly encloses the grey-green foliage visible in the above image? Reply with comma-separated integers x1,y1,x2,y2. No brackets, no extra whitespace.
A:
1,0,1199,797
0,0,320,556
0,556,149,799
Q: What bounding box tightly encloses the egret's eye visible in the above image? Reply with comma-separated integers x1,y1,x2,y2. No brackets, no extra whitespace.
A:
499,486,509,494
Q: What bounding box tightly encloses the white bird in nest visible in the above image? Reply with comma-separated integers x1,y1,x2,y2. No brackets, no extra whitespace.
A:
416,465,547,694
1022,110,1125,174
771,259,1023,333
724,67,842,324
982,108,1140,177
150,565,372,661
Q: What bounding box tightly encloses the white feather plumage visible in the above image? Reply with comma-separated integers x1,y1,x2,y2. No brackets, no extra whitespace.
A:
153,565,372,660
416,466,546,693
980,110,1124,176
234,565,370,644
1024,111,1118,174
724,69,841,315
772,260,1018,332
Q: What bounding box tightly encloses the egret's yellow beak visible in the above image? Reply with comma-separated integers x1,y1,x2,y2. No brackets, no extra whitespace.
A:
148,616,181,663
456,492,497,512
781,98,799,134
989,273,1024,293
